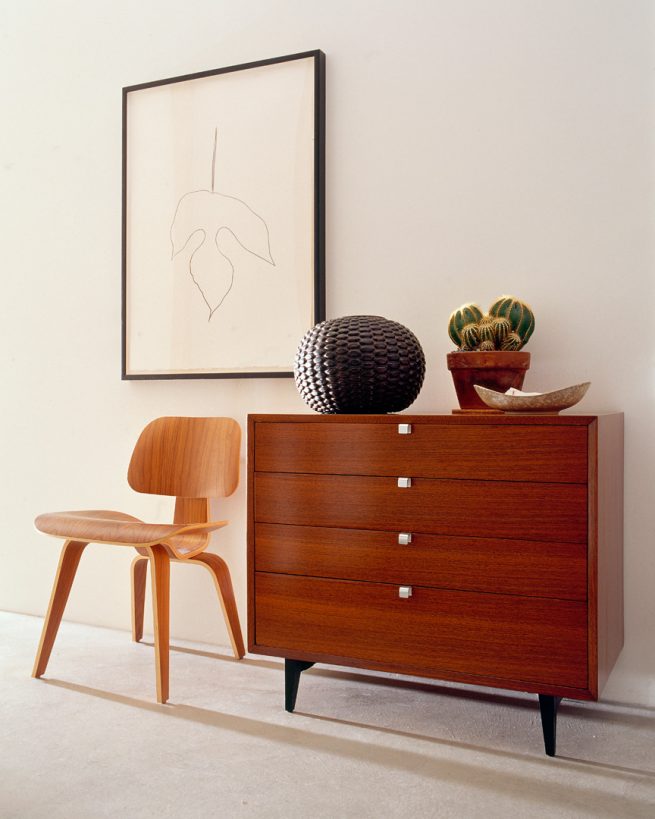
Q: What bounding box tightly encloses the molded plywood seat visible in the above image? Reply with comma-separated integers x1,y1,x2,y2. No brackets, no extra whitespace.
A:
32,417,244,703
35,510,227,559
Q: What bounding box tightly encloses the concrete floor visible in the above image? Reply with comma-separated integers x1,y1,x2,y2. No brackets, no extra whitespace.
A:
1,611,654,818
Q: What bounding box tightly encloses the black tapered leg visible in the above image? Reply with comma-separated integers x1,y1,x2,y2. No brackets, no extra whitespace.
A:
285,659,315,712
538,695,563,757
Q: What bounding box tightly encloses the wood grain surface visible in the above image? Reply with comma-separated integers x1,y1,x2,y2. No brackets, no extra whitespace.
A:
128,416,240,498
254,421,588,483
590,414,625,697
254,523,587,600
254,473,588,544
255,573,588,689
33,415,245,702
34,509,228,560
32,540,88,679
247,412,624,704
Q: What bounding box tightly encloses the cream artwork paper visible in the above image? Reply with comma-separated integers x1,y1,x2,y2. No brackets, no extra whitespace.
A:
122,52,324,378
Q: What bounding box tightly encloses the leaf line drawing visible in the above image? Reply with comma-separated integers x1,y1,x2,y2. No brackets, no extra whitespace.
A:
170,127,275,320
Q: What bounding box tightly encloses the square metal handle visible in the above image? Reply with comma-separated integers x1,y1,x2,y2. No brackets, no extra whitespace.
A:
398,423,412,435
398,532,413,545
398,586,413,599
397,477,412,488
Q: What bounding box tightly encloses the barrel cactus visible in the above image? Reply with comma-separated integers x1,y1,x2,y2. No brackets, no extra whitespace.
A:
500,331,522,351
477,315,496,345
492,316,511,346
488,295,535,348
448,303,483,350
448,295,535,352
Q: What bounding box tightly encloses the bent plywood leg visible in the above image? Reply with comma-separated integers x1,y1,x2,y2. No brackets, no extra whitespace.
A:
145,544,170,704
32,540,88,678
130,555,148,642
189,552,245,659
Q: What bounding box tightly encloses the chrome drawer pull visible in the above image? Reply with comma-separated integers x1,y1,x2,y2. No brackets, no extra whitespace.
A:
397,477,412,488
398,532,413,545
398,423,412,435
398,586,413,599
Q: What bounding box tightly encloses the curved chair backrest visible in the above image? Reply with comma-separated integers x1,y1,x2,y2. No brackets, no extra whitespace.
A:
127,417,241,499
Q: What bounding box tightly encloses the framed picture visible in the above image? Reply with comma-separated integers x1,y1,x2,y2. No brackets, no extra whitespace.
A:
122,50,325,379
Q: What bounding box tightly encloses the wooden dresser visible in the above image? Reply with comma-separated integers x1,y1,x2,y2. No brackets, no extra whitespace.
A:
247,413,623,755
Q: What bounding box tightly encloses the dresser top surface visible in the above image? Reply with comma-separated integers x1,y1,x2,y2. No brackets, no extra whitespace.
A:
248,413,621,427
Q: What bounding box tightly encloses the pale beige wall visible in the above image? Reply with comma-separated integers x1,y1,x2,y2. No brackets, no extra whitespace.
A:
1,0,653,706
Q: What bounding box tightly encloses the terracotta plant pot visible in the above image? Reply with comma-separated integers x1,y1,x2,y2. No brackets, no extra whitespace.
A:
446,351,531,410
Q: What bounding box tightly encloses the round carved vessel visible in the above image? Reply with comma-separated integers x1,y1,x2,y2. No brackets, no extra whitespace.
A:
295,315,426,414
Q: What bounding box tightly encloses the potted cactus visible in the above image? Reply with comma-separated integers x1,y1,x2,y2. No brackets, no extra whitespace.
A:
447,295,535,410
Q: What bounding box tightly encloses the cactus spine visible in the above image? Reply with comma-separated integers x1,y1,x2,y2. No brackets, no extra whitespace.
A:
448,295,535,352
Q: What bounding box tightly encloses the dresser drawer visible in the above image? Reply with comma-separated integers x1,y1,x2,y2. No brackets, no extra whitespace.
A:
255,573,588,689
254,523,587,600
254,421,588,483
254,473,588,543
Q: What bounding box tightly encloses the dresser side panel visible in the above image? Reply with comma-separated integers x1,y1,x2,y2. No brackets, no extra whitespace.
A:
247,416,257,651
596,413,625,695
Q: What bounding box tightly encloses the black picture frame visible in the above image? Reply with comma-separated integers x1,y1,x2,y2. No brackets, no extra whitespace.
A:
121,50,325,380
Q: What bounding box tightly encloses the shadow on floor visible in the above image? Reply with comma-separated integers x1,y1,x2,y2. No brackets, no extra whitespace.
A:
40,675,655,819
155,642,655,731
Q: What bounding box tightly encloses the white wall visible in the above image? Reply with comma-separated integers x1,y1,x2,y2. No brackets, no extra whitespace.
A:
1,0,653,706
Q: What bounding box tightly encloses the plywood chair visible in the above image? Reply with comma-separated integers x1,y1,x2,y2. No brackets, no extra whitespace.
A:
32,416,244,703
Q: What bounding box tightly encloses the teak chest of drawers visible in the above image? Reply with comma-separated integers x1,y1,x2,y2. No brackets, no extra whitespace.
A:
247,413,624,755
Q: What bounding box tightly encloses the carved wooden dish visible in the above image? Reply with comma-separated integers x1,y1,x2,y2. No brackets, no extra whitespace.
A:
473,382,591,414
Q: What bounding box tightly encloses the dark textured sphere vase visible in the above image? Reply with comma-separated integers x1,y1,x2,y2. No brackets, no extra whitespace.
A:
294,315,426,414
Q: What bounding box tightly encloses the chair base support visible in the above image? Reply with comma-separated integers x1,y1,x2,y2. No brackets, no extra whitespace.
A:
130,553,244,661
33,544,243,705
32,540,88,679
145,544,170,704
